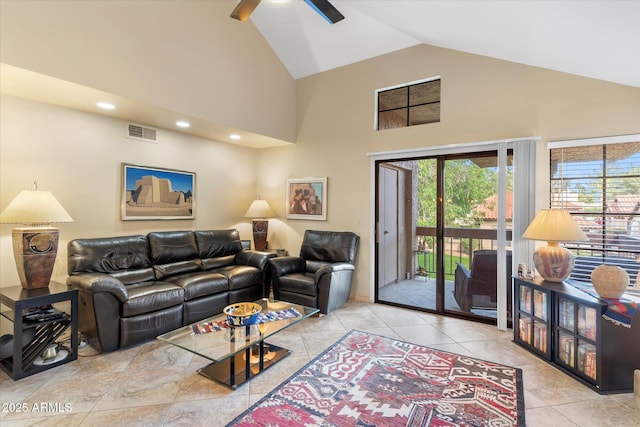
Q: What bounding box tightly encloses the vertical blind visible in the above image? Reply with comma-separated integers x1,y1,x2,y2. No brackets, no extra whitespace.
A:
549,139,640,285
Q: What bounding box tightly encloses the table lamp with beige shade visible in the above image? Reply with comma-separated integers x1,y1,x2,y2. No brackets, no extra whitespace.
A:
522,209,588,282
244,197,275,251
0,182,74,289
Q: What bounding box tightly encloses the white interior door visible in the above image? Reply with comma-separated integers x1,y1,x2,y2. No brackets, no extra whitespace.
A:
379,165,399,286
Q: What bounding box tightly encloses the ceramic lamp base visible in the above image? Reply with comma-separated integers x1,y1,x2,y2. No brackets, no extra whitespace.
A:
532,242,574,283
252,219,268,251
12,227,58,289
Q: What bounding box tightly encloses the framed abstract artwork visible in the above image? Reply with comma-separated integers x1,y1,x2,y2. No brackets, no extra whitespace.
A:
122,163,195,220
286,177,327,221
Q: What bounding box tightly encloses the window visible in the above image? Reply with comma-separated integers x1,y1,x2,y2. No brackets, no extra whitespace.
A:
376,78,440,130
549,138,640,285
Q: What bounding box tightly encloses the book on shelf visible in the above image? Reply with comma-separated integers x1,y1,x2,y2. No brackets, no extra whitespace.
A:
584,348,597,379
559,334,575,367
559,300,575,331
577,343,586,372
520,286,532,313
585,306,597,340
533,290,547,320
519,317,532,344
533,322,547,353
577,305,597,341
577,342,597,380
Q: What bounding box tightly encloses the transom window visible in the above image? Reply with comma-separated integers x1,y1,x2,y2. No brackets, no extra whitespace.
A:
376,77,440,130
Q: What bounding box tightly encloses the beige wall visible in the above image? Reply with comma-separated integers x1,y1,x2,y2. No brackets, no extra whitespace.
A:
0,94,261,285
259,44,640,302
0,0,296,142
1,8,639,302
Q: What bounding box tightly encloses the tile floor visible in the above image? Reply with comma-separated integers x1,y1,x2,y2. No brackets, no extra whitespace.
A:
1,302,638,426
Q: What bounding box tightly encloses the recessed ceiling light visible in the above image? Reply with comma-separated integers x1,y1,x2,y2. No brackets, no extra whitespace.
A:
176,121,191,128
229,134,241,140
96,102,116,110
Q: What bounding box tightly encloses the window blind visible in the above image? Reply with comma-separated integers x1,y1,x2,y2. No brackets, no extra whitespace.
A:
549,137,640,285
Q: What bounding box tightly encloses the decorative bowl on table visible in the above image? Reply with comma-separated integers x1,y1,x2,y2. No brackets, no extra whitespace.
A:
224,302,262,326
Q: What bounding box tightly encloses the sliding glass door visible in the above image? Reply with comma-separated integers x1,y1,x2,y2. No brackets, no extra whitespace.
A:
375,150,513,324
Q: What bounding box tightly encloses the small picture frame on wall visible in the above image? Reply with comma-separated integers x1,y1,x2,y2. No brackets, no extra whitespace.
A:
286,177,327,221
122,163,195,220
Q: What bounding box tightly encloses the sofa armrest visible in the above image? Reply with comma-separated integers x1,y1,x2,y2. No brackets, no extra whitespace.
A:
235,250,273,270
453,263,471,311
67,273,129,302
269,256,307,277
315,262,355,278
316,263,356,314
455,262,470,280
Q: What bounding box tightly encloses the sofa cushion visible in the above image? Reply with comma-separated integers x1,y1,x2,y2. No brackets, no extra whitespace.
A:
202,255,237,270
214,265,264,291
195,229,243,258
122,281,184,317
148,231,202,279
165,271,229,301
67,235,155,285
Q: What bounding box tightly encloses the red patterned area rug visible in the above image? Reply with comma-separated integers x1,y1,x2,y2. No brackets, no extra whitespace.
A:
227,329,525,426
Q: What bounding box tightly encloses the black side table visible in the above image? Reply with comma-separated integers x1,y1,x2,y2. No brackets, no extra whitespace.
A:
0,281,78,380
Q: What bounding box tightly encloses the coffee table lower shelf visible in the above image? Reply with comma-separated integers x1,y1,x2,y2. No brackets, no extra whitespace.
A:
198,342,289,389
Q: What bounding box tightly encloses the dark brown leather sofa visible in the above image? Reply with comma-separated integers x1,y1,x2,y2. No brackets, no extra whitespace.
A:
269,230,359,314
67,230,270,352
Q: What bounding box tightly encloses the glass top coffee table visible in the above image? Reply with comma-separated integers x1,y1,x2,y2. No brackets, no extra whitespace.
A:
158,299,319,388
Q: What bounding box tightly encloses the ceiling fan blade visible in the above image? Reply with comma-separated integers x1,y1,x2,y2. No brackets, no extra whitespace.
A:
230,0,261,22
304,0,345,24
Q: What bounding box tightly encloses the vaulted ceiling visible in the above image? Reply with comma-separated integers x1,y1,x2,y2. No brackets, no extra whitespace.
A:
250,0,640,87
1,1,637,149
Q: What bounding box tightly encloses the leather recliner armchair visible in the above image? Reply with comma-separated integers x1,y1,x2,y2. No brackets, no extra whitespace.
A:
269,230,359,314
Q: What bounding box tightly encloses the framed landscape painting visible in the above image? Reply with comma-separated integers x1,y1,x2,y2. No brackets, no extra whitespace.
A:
122,163,195,220
286,177,327,220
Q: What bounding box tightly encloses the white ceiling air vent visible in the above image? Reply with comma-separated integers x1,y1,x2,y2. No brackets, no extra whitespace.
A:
127,123,157,143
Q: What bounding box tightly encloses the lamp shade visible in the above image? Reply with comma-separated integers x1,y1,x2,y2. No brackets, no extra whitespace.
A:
522,209,587,242
523,209,588,282
0,190,74,225
244,199,275,218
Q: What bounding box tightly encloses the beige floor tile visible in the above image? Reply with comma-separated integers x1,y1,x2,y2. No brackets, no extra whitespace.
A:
333,309,389,330
525,406,579,427
390,323,456,347
91,366,186,412
79,404,170,427
0,301,632,426
0,412,88,426
552,397,640,427
173,370,241,402
520,362,600,407
431,318,510,342
165,397,249,427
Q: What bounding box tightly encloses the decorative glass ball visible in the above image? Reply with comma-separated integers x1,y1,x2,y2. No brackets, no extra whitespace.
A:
591,265,629,299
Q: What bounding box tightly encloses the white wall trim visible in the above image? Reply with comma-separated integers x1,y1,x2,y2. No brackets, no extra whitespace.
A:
548,133,640,149
367,136,540,160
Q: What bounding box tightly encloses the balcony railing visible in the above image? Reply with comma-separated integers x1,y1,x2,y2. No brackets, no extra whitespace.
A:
415,226,513,280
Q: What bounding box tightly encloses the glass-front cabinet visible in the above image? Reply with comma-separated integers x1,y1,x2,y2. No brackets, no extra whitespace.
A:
515,280,550,359
513,277,639,394
556,297,599,381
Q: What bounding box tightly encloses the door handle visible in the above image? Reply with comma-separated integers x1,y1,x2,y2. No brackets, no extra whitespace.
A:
384,230,389,234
